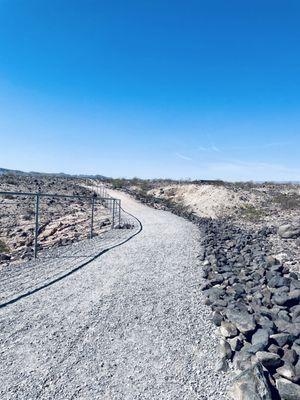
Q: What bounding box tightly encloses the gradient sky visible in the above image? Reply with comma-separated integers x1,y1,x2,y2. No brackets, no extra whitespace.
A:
0,0,300,180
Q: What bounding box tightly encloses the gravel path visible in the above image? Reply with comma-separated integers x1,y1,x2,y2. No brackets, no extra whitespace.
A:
0,190,230,399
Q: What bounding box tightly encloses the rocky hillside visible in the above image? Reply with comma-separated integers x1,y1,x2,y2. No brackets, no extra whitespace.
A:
0,175,110,267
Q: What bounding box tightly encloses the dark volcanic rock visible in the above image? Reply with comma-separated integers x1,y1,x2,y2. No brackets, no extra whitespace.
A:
256,351,282,369
270,333,293,348
199,217,300,398
275,320,300,337
228,336,243,352
276,363,300,383
220,320,238,338
226,307,256,334
230,363,272,400
282,350,298,366
276,377,300,400
251,329,270,352
212,311,223,326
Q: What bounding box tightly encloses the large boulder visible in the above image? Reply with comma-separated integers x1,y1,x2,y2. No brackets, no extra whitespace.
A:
278,224,300,239
229,363,272,399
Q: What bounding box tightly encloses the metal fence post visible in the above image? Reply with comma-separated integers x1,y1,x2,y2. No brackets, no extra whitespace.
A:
112,199,115,229
118,200,121,227
34,193,40,259
90,196,95,239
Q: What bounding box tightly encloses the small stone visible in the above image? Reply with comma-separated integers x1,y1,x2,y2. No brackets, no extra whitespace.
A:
220,338,232,360
270,333,293,347
230,363,272,400
220,320,238,338
251,329,269,351
233,349,253,371
276,377,300,399
228,336,243,352
268,344,280,354
266,255,279,267
292,343,300,356
288,290,300,306
256,315,274,332
210,273,224,285
291,305,300,320
272,293,290,306
227,308,256,334
215,357,228,372
274,320,300,337
282,350,298,366
268,276,291,288
256,351,282,369
291,280,300,291
212,311,223,326
276,363,299,383
279,310,292,322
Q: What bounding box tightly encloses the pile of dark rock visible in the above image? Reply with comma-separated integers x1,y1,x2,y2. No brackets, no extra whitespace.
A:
200,219,300,399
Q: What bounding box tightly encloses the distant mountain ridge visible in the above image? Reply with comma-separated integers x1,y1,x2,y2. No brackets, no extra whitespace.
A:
0,167,108,180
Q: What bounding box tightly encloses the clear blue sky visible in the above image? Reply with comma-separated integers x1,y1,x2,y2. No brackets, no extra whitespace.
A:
0,0,299,181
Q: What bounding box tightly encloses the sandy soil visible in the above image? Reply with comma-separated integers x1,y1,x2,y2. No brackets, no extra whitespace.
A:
150,184,259,219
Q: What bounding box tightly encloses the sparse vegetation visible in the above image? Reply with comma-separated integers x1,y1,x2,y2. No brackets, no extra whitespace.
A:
111,178,126,189
0,240,9,253
239,204,265,222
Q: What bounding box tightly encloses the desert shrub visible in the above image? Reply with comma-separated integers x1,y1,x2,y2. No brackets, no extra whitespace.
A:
0,240,9,253
139,180,152,194
272,193,300,210
239,204,265,222
111,178,127,189
131,177,142,186
4,174,17,185
192,179,225,186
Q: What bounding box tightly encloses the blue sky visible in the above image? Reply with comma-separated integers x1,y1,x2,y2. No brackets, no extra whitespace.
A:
0,0,299,180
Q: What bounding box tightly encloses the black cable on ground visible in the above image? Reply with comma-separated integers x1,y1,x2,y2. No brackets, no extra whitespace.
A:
0,207,142,309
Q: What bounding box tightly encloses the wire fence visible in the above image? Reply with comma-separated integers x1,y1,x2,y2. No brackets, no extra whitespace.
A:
0,185,128,263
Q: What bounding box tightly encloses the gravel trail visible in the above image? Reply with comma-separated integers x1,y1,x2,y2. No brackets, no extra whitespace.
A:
0,190,230,399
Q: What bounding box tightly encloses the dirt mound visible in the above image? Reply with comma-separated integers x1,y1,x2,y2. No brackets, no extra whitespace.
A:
150,184,259,219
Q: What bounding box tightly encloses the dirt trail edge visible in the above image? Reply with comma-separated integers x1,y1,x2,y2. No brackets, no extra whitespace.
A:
0,190,230,400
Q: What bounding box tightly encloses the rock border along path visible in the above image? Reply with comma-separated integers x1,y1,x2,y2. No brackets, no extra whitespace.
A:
200,219,300,399
0,190,229,400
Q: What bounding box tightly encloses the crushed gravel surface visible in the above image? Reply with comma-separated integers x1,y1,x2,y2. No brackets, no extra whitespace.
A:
0,190,230,399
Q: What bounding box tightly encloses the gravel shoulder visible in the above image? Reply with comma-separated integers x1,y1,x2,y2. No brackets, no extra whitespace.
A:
0,190,230,399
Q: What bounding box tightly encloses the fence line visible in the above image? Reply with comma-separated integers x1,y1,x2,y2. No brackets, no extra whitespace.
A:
0,185,123,260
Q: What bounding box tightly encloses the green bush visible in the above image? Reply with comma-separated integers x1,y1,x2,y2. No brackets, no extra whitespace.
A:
0,240,9,253
111,178,126,189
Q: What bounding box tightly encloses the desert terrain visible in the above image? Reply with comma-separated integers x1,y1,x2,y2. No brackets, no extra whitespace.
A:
119,179,300,273
0,174,111,267
1,174,300,399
